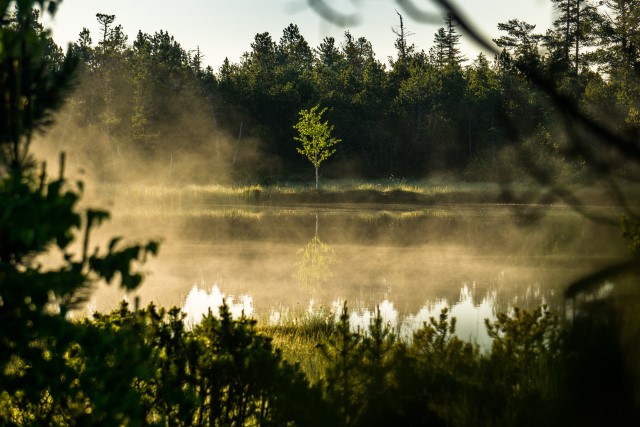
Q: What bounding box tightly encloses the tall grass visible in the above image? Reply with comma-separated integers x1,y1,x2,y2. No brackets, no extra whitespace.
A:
260,306,336,383
95,179,516,206
93,179,551,223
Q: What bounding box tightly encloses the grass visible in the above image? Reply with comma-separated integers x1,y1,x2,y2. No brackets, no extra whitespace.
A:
106,202,556,226
96,179,519,202
97,182,265,203
114,206,269,220
94,177,640,209
259,307,336,383
92,179,597,228
94,179,557,213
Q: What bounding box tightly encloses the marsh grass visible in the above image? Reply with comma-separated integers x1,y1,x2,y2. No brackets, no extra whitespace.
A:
94,179,556,225
111,203,573,224
260,310,336,383
98,182,265,205
95,178,639,221
115,205,269,220
96,179,526,209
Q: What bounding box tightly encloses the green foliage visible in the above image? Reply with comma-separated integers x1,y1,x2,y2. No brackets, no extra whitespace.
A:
0,2,77,171
622,215,640,255
486,306,562,362
307,304,577,427
355,308,400,427
412,308,479,371
0,1,159,424
482,306,564,426
76,301,337,427
317,303,361,425
402,308,480,426
317,304,405,427
0,165,161,426
23,6,632,182
83,302,203,425
293,104,341,189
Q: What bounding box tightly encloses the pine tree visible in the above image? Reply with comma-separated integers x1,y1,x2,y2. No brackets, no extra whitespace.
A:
278,23,313,73
316,36,344,69
444,13,465,68
96,13,115,49
430,27,448,69
430,13,464,70
544,0,598,75
593,0,640,71
494,19,543,70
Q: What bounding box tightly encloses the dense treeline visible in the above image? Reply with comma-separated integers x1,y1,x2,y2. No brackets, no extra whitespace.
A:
39,0,640,182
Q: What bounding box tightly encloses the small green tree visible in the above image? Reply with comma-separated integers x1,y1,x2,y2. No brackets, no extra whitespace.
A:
293,105,341,190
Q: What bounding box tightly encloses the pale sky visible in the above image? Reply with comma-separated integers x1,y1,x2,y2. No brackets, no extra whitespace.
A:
45,0,555,71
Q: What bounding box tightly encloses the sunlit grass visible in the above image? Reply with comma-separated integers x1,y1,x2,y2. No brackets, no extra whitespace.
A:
111,204,492,222
267,178,474,194
257,305,337,383
97,179,507,205
115,206,268,220
94,179,574,223
98,182,265,201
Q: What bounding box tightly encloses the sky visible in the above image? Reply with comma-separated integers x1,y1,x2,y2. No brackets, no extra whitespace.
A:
45,0,555,71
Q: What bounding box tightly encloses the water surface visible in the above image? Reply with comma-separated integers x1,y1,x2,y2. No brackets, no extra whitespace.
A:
89,204,625,341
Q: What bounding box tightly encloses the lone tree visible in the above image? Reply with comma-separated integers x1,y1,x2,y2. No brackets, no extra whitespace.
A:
293,105,341,190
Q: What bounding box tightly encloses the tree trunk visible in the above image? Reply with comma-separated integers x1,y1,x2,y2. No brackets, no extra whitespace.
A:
575,0,580,75
315,165,319,190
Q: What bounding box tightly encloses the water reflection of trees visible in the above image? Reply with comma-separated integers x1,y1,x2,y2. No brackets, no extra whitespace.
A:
294,215,336,296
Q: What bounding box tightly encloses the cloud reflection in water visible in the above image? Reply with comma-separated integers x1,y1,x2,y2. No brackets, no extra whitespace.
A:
181,283,508,348
182,284,254,328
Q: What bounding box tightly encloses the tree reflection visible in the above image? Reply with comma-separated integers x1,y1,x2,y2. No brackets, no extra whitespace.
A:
295,214,336,296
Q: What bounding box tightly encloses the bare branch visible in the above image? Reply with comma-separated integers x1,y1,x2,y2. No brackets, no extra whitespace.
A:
394,0,441,24
307,0,361,26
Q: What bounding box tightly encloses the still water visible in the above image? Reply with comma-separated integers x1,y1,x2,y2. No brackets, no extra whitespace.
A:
90,204,625,342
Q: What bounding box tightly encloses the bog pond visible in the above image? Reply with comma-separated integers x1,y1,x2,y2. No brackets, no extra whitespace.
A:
89,201,626,343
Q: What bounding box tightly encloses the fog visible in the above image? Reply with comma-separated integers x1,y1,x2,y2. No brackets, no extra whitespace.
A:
30,79,629,333
79,204,624,331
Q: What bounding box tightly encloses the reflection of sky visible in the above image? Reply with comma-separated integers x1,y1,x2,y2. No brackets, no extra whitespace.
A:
180,283,514,349
346,284,496,349
342,299,399,335
182,285,254,328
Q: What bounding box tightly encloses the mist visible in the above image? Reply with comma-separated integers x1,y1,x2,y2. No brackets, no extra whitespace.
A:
33,88,273,188
34,104,626,322
72,192,625,327
27,12,634,330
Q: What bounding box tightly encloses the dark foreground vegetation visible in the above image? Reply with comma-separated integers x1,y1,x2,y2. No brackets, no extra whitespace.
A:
4,298,640,427
1,0,640,426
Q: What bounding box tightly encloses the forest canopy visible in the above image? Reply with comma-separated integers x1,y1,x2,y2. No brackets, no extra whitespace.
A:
34,1,638,186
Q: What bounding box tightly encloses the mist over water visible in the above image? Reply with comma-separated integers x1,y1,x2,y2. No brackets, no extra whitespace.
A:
32,116,626,333
27,69,629,347
83,202,625,342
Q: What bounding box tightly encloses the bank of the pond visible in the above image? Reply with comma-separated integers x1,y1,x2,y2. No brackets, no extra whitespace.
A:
94,180,637,212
